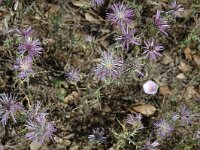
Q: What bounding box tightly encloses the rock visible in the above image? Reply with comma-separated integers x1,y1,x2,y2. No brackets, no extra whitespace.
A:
64,95,74,104
184,86,197,99
176,73,186,79
178,62,191,72
29,141,42,150
63,91,79,104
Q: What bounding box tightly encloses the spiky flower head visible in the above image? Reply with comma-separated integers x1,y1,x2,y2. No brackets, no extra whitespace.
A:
169,0,184,18
0,93,23,126
125,113,144,130
172,106,192,125
107,2,134,27
65,68,81,82
115,26,140,50
153,119,174,139
91,0,104,7
28,101,48,120
14,56,34,79
0,144,3,150
88,127,107,143
18,37,42,58
94,51,124,80
143,38,164,62
154,10,170,35
143,80,158,95
15,26,34,38
142,139,160,150
25,114,56,144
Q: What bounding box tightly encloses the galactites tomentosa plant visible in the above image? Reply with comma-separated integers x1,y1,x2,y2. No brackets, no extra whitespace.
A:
112,119,142,150
24,100,56,144
11,26,56,144
89,0,185,149
1,0,192,149
14,26,43,81
0,93,24,126
0,92,56,144
25,114,56,144
88,127,107,144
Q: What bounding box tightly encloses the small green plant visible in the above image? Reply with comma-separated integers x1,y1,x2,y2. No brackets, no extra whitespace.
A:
112,120,141,150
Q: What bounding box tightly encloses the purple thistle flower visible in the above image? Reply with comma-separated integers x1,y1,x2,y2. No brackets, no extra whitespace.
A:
15,26,34,38
88,127,107,143
153,119,174,139
14,56,34,79
115,26,140,50
0,93,23,126
18,37,42,58
25,114,56,144
154,10,170,35
94,51,124,80
107,2,134,26
125,113,144,130
172,106,192,125
143,38,164,62
65,68,81,82
168,0,184,18
28,101,48,120
142,139,160,150
91,0,104,7
143,80,158,95
0,144,3,150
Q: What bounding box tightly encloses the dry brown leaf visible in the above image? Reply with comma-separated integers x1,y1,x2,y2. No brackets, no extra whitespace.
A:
130,104,156,116
159,85,171,96
85,13,101,24
184,47,192,60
